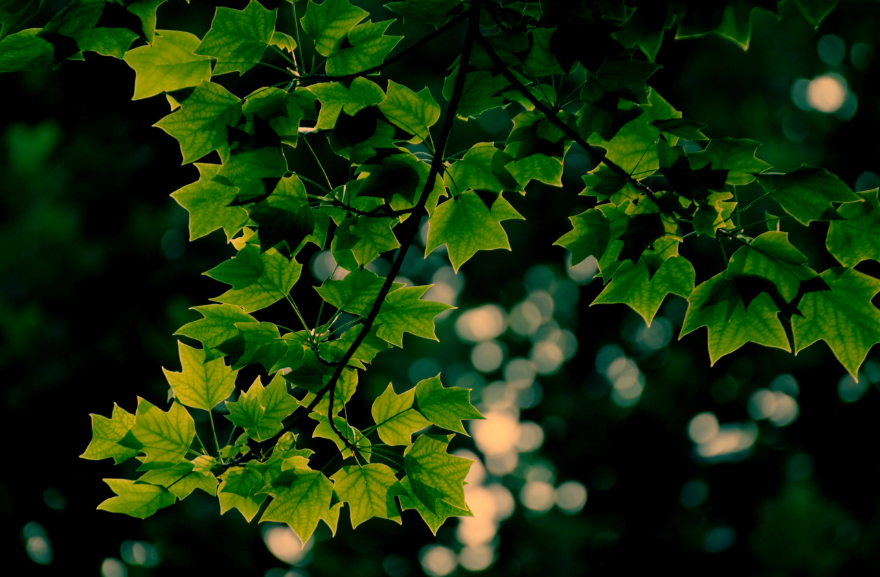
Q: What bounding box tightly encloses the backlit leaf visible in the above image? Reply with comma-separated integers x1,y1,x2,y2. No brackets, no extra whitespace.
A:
331,463,402,528
425,190,524,272
205,245,302,313
371,383,431,446
756,165,861,226
195,0,277,75
123,30,212,100
413,375,482,435
792,267,880,379
97,479,175,519
163,340,238,411
119,399,196,470
154,80,242,164
81,403,138,464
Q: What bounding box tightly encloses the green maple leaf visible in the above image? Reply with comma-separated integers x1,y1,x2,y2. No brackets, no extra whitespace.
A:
443,143,520,195
216,146,289,204
394,477,471,534
254,432,314,483
123,30,212,100
592,255,695,325
579,164,639,203
688,137,771,185
260,469,337,543
218,464,267,522
504,111,569,187
443,68,510,119
0,0,42,39
244,87,317,147
413,375,483,435
97,479,175,519
0,29,53,72
194,0,277,75
793,0,840,26
171,163,248,240
331,463,402,528
792,267,880,379
756,165,861,226
519,28,564,76
154,80,242,164
725,231,821,304
163,341,238,411
301,0,367,57
81,26,137,59
316,268,403,316
403,433,472,512
226,374,297,441
371,383,431,446
554,208,611,267
119,398,196,470
692,191,737,237
826,189,880,266
81,403,138,464
269,30,296,52
374,286,453,347
80,1,166,57
35,0,102,64
246,173,316,254
378,80,440,143
680,272,790,365
205,244,302,313
137,462,217,500
586,89,681,176
175,304,257,361
312,414,371,461
308,77,385,129
327,113,397,163
332,215,401,269
216,321,303,372
326,19,402,76
385,0,463,27
118,0,166,43
425,190,524,272
576,57,661,140
650,118,708,141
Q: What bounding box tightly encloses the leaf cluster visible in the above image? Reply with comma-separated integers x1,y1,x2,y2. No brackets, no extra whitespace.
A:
3,0,874,539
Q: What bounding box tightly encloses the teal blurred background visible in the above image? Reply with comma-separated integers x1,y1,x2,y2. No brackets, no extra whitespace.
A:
3,1,880,576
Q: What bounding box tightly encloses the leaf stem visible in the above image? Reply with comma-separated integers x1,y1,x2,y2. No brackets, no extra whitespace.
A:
256,61,295,76
732,191,770,218
225,425,239,447
208,411,223,463
284,294,311,335
290,0,307,75
302,135,333,190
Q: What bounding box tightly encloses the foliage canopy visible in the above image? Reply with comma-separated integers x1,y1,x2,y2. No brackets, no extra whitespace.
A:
2,0,876,543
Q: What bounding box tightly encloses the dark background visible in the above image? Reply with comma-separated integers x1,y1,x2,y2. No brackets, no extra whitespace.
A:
3,0,880,575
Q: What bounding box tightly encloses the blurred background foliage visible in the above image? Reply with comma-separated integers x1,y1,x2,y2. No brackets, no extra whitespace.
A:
4,0,880,575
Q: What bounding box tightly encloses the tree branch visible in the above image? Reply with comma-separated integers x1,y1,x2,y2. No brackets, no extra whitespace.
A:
223,0,483,469
324,0,483,454
474,35,685,215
